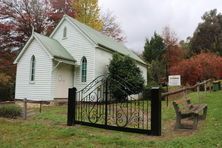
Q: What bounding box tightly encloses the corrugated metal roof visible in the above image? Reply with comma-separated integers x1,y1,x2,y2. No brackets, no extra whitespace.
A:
34,33,75,62
65,15,146,65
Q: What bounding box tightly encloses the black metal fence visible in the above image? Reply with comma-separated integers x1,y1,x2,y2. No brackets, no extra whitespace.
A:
67,76,161,136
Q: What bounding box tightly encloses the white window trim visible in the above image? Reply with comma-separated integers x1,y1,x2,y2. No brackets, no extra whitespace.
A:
62,26,67,39
81,57,87,83
29,55,36,84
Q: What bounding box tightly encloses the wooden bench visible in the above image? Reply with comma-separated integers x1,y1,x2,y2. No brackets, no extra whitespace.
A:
172,98,207,129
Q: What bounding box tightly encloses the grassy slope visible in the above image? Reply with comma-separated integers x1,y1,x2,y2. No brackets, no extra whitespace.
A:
0,91,222,148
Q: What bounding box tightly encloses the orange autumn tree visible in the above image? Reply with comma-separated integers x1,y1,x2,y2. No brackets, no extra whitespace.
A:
170,53,222,85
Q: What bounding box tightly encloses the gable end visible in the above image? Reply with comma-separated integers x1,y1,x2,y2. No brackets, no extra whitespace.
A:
14,35,53,64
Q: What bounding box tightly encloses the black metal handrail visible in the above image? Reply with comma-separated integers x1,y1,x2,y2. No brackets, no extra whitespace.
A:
112,74,142,92
77,75,106,94
78,76,138,102
107,76,139,95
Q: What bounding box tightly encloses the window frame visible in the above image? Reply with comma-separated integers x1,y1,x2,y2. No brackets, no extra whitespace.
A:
81,56,87,82
30,55,36,83
63,27,67,39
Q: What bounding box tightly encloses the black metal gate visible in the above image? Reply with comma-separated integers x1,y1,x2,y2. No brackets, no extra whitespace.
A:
67,75,161,136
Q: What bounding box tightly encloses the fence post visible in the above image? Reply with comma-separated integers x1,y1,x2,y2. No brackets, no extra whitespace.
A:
151,87,161,136
23,98,27,120
204,81,207,95
105,79,108,126
39,101,42,113
67,87,77,126
197,83,200,102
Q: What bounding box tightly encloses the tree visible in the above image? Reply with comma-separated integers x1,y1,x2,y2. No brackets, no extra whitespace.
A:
142,32,165,85
0,73,12,87
0,50,16,86
191,9,222,55
148,60,166,85
162,26,184,70
71,1,125,41
48,0,75,29
179,37,192,58
49,0,74,16
108,53,144,100
101,11,125,42
170,52,222,85
72,0,103,31
0,0,52,51
162,26,178,47
166,45,186,67
142,32,165,63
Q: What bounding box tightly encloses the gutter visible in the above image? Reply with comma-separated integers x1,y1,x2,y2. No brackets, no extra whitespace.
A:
96,44,148,67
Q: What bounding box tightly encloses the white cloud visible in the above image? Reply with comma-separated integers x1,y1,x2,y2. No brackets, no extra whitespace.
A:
99,0,222,52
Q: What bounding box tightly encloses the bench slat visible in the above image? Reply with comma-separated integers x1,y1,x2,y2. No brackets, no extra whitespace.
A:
173,98,208,129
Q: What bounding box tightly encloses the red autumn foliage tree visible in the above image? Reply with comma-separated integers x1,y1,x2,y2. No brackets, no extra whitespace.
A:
49,0,74,16
48,0,75,32
162,27,185,67
170,52,222,85
0,50,17,86
0,0,75,51
0,0,52,51
165,45,186,68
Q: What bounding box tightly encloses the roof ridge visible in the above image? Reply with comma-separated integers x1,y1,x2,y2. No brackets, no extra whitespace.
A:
65,15,126,46
33,32,75,62
64,15,146,65
34,32,59,42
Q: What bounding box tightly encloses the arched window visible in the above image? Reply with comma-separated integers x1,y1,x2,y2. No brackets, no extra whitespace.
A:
63,27,67,38
30,55,36,82
81,57,87,82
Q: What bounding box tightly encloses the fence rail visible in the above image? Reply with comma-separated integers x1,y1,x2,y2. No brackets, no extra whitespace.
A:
15,99,50,119
162,79,212,98
0,101,15,105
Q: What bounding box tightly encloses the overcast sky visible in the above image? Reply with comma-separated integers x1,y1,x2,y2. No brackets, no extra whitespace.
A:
99,0,222,53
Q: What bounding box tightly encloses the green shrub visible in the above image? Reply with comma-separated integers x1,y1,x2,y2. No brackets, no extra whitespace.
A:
0,104,22,118
108,53,145,101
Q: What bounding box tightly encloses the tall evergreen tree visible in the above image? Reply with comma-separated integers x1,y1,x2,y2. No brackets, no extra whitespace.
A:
191,9,222,55
142,32,165,63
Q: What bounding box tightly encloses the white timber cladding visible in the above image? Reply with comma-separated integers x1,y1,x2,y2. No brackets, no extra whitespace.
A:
51,20,95,91
15,39,53,100
137,64,148,84
95,48,148,84
95,48,112,76
51,62,74,99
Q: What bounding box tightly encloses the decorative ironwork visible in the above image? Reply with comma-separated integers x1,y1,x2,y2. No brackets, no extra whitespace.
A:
81,75,106,94
74,75,152,133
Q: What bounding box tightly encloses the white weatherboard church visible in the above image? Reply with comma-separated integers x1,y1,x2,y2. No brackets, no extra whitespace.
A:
14,15,147,101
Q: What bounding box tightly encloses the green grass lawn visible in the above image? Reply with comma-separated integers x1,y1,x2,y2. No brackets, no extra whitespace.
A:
0,91,222,148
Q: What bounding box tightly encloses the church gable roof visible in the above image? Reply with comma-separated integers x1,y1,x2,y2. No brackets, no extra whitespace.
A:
14,32,75,64
64,15,146,65
34,33,75,62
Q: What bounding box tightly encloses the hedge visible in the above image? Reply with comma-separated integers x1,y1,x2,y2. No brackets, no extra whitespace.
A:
0,104,22,118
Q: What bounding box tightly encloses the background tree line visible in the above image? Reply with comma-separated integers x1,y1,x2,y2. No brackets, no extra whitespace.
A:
142,9,222,86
